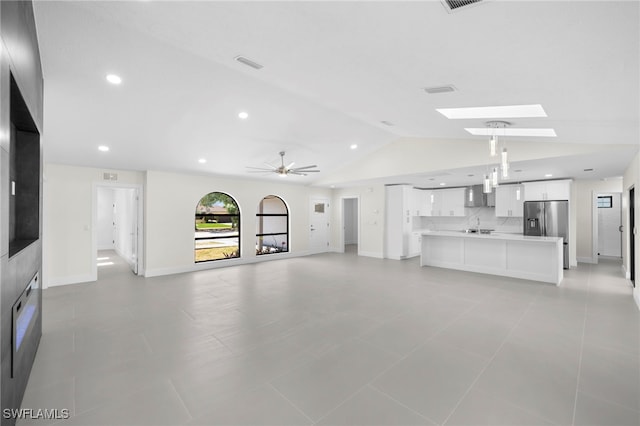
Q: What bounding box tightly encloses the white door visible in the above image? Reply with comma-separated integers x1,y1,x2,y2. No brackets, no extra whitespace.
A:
310,198,329,253
130,188,139,274
597,193,622,257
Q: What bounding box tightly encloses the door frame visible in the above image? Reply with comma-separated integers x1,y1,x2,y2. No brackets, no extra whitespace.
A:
591,191,623,263
340,196,361,254
92,182,144,280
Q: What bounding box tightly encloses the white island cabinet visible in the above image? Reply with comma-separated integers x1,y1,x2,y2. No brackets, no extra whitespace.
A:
421,231,563,285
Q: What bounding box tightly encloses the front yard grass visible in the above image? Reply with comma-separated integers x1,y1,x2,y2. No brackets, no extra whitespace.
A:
195,246,239,262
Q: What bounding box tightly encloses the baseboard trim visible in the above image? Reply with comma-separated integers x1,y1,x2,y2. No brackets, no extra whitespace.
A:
634,287,640,311
358,251,384,259
577,256,597,264
45,274,95,288
144,250,312,278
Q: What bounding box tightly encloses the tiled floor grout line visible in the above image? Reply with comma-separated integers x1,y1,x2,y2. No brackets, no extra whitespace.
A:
167,378,194,422
440,287,558,426
571,264,591,426
266,382,316,425
369,384,440,426
311,297,485,425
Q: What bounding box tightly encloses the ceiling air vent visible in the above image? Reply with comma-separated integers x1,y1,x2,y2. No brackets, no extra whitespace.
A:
103,172,118,181
441,0,484,13
424,85,456,94
234,55,263,70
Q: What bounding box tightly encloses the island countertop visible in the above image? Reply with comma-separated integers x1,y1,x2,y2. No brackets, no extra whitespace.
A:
421,230,562,243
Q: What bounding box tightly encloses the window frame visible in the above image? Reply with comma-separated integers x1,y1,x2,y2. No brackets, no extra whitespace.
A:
256,195,289,256
194,192,241,263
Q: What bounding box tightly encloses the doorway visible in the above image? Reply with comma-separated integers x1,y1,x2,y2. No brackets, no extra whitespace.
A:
309,198,330,253
342,197,359,254
93,183,143,280
595,193,622,259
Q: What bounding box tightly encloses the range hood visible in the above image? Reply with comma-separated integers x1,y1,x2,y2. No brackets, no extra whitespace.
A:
465,185,495,208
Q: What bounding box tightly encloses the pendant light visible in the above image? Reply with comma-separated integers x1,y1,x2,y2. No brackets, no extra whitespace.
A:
489,135,497,157
491,167,499,187
501,147,509,179
483,174,492,193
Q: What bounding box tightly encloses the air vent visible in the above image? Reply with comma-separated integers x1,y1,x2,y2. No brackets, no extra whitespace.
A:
380,120,395,126
103,172,118,181
441,0,484,13
234,55,263,70
424,85,456,94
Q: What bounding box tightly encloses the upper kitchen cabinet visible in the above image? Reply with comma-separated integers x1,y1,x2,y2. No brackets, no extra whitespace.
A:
438,188,466,217
495,185,524,217
523,180,571,201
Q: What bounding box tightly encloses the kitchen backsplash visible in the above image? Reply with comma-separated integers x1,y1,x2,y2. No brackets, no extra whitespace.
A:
414,207,523,233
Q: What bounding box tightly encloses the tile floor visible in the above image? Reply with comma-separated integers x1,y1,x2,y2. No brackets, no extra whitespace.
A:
18,249,640,425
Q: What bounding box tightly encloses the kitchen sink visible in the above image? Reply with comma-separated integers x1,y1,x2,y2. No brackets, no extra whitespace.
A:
461,229,494,234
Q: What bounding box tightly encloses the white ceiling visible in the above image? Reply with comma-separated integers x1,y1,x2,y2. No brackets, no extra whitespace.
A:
33,0,639,188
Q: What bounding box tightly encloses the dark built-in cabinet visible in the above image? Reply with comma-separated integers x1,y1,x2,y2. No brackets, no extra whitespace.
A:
1,1,44,424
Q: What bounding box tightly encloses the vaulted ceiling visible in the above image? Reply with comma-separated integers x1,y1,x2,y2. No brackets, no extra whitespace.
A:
33,0,639,187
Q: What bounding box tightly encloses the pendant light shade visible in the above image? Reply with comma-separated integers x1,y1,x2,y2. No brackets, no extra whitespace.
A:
491,167,499,187
483,174,492,193
489,136,497,157
501,148,509,179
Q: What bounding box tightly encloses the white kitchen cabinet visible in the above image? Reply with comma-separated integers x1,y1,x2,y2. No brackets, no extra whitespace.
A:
429,190,443,216
442,188,466,216
409,232,422,257
523,180,571,201
385,185,417,259
495,185,524,217
411,188,428,216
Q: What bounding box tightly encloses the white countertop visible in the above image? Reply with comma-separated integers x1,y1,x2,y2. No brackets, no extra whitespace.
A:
421,230,562,243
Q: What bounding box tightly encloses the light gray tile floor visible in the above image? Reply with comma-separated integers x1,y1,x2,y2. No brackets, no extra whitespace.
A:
17,251,640,425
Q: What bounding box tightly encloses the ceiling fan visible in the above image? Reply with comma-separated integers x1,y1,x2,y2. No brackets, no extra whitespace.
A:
247,151,320,177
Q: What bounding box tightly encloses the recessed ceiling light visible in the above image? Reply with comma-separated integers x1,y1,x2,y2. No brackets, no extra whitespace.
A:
439,182,446,186
105,74,122,85
330,185,335,188
437,104,547,119
198,158,206,164
350,144,358,150
98,145,109,152
464,128,557,137
238,111,249,120
545,174,553,177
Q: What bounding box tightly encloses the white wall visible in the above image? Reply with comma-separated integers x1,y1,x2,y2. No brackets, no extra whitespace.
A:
144,170,331,276
343,198,358,245
574,179,623,263
97,188,114,250
330,185,385,258
43,164,145,286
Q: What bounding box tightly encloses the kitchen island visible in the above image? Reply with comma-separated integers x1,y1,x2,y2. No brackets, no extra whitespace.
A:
421,231,563,285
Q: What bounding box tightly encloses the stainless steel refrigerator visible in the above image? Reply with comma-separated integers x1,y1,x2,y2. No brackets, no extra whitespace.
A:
523,200,569,269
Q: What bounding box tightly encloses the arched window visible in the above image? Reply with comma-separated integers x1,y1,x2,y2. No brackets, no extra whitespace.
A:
194,192,240,262
256,195,288,255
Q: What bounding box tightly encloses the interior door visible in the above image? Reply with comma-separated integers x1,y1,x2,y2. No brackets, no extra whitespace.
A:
309,198,329,253
631,187,635,286
130,188,139,275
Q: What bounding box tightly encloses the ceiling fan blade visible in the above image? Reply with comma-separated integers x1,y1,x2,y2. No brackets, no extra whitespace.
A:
295,170,319,173
246,166,275,171
247,170,274,173
291,165,318,171
286,162,295,169
263,163,277,170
